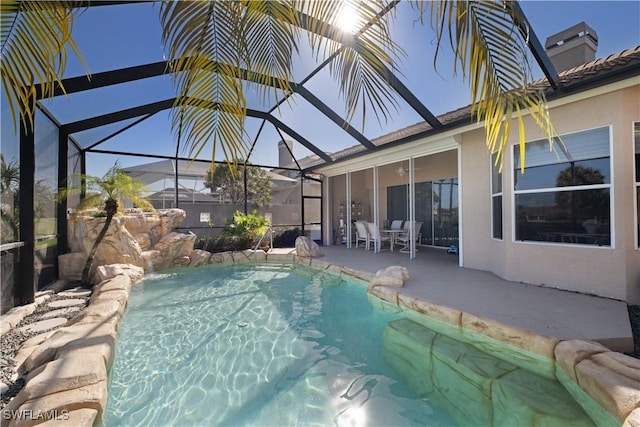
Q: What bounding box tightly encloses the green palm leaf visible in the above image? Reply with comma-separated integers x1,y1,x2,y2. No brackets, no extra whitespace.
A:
160,0,248,167
236,0,300,103
1,0,561,174
426,0,558,170
58,161,153,213
0,0,88,132
161,0,406,162
299,0,405,129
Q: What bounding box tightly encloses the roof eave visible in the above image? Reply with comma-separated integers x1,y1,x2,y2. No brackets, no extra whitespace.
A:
304,49,640,174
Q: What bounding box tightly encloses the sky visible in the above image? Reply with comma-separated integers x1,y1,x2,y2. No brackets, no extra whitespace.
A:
1,0,639,178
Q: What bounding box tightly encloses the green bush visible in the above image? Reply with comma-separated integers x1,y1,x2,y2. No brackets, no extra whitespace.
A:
196,213,301,253
195,235,251,253
222,210,269,242
194,237,208,250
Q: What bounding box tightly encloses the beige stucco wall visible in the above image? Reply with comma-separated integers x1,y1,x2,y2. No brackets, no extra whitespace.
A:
620,86,640,303
461,83,640,302
459,128,509,278
321,81,638,301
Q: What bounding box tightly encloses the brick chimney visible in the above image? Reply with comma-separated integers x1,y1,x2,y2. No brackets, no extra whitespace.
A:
545,22,598,72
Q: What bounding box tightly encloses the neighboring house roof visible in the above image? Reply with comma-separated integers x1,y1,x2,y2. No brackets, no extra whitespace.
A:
122,159,210,185
301,45,640,171
125,158,303,205
123,158,299,186
146,187,220,203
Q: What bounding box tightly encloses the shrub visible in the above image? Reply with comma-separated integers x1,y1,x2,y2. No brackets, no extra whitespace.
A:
222,210,269,242
273,227,301,247
194,237,208,250
196,215,304,253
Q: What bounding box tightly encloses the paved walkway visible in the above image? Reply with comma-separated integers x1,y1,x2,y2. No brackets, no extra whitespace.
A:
319,245,633,353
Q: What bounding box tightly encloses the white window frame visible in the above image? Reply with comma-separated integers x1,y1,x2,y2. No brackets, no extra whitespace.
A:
511,125,614,249
490,152,503,241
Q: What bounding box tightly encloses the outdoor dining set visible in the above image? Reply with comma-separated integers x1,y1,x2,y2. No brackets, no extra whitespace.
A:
353,220,422,253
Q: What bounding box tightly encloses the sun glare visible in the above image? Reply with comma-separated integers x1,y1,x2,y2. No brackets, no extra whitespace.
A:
337,406,368,427
337,3,360,34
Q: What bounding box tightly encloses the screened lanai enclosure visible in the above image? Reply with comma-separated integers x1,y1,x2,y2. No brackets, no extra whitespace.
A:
1,0,573,313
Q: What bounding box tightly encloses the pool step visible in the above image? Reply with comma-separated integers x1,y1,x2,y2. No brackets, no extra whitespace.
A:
382,318,596,427
382,316,437,396
492,368,596,426
430,331,520,426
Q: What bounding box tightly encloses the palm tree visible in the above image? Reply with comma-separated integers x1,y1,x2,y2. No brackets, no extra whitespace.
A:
58,162,153,286
0,154,20,243
1,1,555,167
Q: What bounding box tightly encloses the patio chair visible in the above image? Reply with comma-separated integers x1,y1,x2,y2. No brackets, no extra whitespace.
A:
396,221,423,252
354,220,369,249
390,220,403,229
366,222,391,252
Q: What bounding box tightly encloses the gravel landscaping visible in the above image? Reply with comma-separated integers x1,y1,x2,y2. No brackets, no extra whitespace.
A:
0,286,90,409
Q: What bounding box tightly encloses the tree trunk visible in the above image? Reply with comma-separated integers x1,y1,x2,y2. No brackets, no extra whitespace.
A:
80,213,113,286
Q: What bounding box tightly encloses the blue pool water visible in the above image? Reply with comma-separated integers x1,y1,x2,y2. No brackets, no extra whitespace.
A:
102,263,455,426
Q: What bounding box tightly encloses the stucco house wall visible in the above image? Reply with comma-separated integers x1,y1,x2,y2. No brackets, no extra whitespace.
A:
320,73,639,302
460,81,640,302
459,128,508,277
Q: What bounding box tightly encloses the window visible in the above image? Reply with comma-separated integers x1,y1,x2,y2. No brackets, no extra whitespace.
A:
513,127,611,246
635,122,640,248
491,152,503,240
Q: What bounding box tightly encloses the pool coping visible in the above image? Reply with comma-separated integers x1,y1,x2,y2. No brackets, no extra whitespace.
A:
2,250,638,426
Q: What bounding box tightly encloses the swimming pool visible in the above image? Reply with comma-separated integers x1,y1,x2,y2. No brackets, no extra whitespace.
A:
101,263,594,426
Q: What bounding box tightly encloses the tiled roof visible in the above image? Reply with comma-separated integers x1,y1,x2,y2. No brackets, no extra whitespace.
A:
321,45,640,165
532,45,640,91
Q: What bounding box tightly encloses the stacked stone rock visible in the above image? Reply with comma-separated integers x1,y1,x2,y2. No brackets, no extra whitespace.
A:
294,236,324,257
58,209,197,280
3,269,144,426
367,268,640,426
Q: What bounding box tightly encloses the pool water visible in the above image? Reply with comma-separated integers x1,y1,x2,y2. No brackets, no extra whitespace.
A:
101,263,454,426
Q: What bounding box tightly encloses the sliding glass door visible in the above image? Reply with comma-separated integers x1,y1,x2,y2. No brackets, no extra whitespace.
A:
414,182,432,245
432,178,459,247
387,178,458,248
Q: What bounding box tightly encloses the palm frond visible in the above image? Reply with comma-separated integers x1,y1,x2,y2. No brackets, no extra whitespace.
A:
58,162,154,213
428,0,558,170
111,171,154,211
236,0,300,102
299,0,405,129
0,154,20,193
76,193,104,211
160,1,248,169
0,1,88,132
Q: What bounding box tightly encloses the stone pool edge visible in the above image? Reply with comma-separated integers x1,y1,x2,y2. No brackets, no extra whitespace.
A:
1,251,638,426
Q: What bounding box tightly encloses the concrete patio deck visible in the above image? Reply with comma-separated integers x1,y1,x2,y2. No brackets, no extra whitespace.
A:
318,245,633,353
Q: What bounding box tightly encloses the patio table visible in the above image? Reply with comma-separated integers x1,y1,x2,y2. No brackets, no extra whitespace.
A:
381,229,404,252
